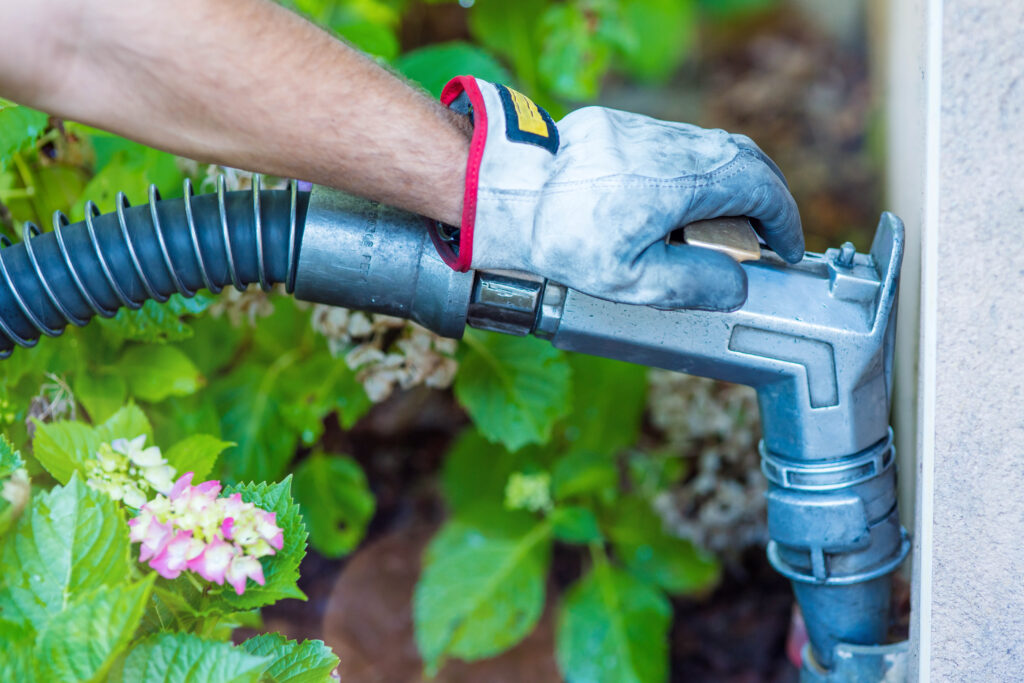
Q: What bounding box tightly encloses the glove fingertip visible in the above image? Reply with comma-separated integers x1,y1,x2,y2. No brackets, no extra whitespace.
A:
662,247,748,312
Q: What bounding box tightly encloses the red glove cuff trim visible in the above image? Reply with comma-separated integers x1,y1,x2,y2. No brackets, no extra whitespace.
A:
434,75,487,272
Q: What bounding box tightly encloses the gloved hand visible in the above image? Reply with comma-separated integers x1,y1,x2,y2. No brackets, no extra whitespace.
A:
430,77,804,311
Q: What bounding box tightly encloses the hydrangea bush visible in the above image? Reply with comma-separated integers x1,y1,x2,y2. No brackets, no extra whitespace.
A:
0,406,338,682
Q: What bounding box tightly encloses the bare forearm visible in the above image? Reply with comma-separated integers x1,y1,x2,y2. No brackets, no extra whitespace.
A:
0,0,469,224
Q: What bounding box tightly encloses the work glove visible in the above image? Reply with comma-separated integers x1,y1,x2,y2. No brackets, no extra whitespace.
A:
430,76,804,311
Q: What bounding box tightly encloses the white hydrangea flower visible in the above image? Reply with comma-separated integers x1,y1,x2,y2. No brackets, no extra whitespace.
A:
86,435,178,507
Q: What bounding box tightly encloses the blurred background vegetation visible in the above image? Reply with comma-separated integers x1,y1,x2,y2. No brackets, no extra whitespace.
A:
0,0,886,680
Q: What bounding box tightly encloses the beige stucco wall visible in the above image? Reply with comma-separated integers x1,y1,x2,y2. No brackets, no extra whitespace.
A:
883,0,1024,678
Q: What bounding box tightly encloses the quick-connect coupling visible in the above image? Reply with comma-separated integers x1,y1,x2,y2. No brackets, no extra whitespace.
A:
761,429,910,669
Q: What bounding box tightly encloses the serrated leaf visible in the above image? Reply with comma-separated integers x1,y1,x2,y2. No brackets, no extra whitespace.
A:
32,405,154,483
115,345,203,402
98,293,213,345
396,41,513,97
606,497,719,595
0,434,24,477
214,477,308,609
414,507,552,674
163,434,232,483
0,101,48,169
556,561,672,683
30,420,100,485
0,476,132,629
292,454,374,558
36,575,155,681
240,633,339,683
455,330,572,451
111,632,271,683
551,505,603,544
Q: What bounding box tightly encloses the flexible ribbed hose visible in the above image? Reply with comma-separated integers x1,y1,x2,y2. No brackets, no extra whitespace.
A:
0,177,309,357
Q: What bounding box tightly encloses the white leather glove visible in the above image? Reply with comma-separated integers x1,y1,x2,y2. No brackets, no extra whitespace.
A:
429,77,804,311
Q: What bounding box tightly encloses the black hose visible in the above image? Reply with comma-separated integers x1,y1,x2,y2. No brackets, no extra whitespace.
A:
0,177,309,357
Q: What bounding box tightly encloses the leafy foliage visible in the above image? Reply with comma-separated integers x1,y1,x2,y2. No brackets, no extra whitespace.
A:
0,100,48,169
0,476,132,628
556,559,673,683
240,633,339,683
396,42,513,98
414,506,552,675
455,330,572,451
110,633,272,683
292,453,374,558
0,415,330,679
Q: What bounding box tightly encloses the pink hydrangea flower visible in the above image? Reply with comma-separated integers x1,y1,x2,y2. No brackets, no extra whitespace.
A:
128,472,284,594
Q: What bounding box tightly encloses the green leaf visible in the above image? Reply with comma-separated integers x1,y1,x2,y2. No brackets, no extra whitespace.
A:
0,476,132,629
336,19,400,60
561,354,647,456
556,561,672,683
551,449,618,502
163,434,233,483
292,454,374,558
441,428,552,514
0,434,24,477
551,505,602,544
149,392,223,449
95,402,155,443
455,330,572,451
30,420,100,485
606,497,719,595
215,477,308,609
73,371,128,424
115,345,203,402
98,293,214,345
0,101,48,169
215,359,301,483
614,0,697,82
0,617,34,680
36,575,155,681
72,140,184,219
396,42,513,97
538,1,614,101
414,507,552,674
240,633,339,683
111,633,272,683
333,366,373,430
469,0,546,94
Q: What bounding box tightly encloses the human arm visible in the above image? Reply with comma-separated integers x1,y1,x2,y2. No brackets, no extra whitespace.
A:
0,0,470,225
0,1,803,310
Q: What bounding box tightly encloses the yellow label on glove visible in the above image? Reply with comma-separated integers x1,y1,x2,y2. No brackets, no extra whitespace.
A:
507,88,549,137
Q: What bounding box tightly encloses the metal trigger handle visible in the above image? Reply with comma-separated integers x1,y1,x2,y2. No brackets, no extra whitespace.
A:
671,216,763,262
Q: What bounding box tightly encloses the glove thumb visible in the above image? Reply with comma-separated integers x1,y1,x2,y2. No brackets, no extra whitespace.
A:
633,242,748,311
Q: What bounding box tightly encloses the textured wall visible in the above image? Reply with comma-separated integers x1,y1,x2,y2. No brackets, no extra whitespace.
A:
928,0,1024,677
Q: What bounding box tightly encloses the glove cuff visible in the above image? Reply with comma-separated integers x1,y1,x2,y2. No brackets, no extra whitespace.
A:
430,76,559,272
